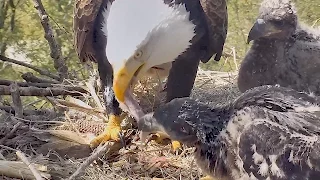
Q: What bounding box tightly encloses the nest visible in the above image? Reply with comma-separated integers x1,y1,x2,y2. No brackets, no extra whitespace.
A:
0,70,240,180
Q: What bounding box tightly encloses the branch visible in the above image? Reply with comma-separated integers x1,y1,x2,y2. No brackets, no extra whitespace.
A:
0,85,87,96
0,79,55,88
0,120,23,145
0,79,85,90
0,55,60,81
22,72,59,84
32,0,68,80
68,142,114,180
0,106,55,116
16,151,44,180
10,83,23,117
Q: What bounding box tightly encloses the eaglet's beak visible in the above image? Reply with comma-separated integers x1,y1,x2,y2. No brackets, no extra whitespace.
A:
113,58,145,103
247,18,282,44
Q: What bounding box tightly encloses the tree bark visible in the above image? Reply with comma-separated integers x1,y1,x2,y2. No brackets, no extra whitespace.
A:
0,55,60,80
32,0,68,80
0,85,87,96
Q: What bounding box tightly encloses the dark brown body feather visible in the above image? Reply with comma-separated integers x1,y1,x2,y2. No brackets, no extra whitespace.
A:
73,0,109,63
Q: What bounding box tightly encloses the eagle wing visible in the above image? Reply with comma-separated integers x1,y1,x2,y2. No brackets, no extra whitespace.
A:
238,114,320,179
231,85,320,178
73,0,108,62
199,0,228,62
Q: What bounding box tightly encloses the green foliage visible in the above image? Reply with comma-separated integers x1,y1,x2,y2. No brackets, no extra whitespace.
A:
0,0,319,79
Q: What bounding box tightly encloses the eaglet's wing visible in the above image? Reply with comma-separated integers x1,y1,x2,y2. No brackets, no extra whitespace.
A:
73,0,111,63
200,0,228,62
238,112,320,179
230,85,320,179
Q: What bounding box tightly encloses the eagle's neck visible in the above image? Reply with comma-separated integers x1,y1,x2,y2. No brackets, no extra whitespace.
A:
137,4,196,69
102,0,196,69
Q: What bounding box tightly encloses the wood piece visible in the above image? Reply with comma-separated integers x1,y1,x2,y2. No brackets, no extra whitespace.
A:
0,55,60,81
0,79,54,88
22,72,60,84
0,85,87,96
0,160,50,180
10,82,23,117
0,106,55,116
32,0,68,80
0,121,22,145
68,142,114,180
16,151,45,180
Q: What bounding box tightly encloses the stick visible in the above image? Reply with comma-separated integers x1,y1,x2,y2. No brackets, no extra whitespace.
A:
0,106,55,116
0,121,22,145
10,82,23,117
22,72,60,84
0,144,16,151
16,150,44,180
0,79,54,88
0,85,87,96
0,79,88,90
231,47,239,71
32,0,68,80
0,160,51,180
0,55,60,80
68,142,114,180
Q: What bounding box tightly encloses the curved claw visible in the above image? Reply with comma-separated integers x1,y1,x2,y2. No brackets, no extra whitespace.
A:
171,140,182,153
118,131,126,148
200,175,216,180
153,133,183,153
90,115,122,148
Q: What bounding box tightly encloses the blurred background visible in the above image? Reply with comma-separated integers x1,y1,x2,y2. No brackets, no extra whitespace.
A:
0,0,319,78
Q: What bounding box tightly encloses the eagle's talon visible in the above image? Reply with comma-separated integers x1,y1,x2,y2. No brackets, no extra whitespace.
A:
118,131,126,148
153,133,183,153
171,140,182,154
90,115,122,148
200,175,216,180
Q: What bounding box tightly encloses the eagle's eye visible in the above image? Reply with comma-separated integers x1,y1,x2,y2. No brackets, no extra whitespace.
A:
134,51,143,59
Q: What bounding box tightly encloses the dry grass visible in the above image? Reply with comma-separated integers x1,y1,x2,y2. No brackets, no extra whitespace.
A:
0,69,241,180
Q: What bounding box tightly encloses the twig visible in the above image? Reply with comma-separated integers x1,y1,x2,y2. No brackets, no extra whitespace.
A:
231,47,239,71
16,150,44,180
0,79,88,90
15,116,63,124
68,142,114,180
0,105,55,116
85,79,104,109
0,79,54,88
22,72,60,84
10,83,23,117
0,121,22,145
0,55,60,81
0,85,87,96
32,0,68,80
0,145,16,151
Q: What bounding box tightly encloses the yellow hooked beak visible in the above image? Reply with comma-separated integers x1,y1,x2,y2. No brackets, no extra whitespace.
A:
113,59,145,103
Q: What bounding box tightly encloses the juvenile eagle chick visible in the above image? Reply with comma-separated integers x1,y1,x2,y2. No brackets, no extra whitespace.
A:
238,0,320,94
137,85,320,180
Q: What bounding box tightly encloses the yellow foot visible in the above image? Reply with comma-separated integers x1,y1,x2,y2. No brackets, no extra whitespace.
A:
171,140,182,153
90,115,121,148
200,175,216,180
154,133,182,153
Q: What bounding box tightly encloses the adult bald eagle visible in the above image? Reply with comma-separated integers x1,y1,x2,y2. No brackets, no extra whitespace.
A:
73,0,228,149
134,85,320,180
238,0,320,94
